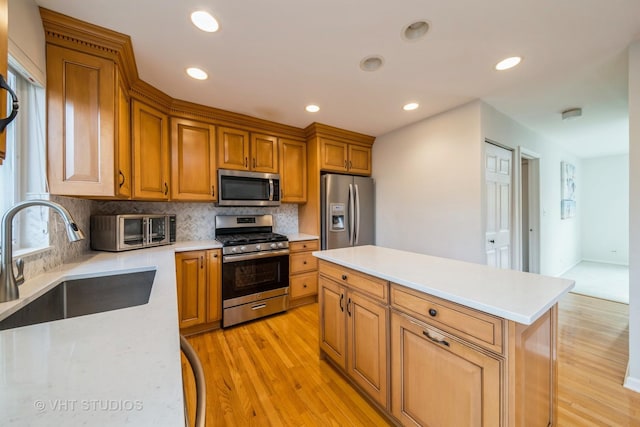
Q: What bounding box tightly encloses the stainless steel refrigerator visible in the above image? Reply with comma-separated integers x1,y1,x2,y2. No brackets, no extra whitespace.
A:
321,174,374,250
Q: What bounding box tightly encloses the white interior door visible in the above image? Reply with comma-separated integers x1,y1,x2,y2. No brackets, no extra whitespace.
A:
485,142,512,268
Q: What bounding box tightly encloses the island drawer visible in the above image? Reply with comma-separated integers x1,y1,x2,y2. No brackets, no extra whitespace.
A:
290,272,318,299
289,240,319,252
319,260,388,302
290,252,318,274
390,284,504,354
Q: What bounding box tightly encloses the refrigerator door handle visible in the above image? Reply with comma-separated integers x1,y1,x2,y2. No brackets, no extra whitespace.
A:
354,184,360,245
348,183,355,246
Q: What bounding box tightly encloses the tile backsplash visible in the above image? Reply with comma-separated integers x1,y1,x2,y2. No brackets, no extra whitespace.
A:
18,197,298,281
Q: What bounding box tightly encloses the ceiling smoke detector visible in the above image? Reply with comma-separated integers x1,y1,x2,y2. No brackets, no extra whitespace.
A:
402,20,430,41
561,108,582,120
360,55,384,72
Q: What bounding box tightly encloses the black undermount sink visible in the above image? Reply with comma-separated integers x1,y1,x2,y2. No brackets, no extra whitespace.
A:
0,270,156,331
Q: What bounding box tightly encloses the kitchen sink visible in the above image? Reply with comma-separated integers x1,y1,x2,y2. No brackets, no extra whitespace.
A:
0,270,156,331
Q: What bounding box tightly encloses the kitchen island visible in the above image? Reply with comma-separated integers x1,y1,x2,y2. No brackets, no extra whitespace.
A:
0,241,221,426
313,245,574,427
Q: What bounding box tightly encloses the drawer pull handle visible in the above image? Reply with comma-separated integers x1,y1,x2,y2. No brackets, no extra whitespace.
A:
251,304,267,310
428,308,437,317
303,284,307,288
303,245,307,248
340,294,344,312
341,274,347,280
423,330,450,347
303,261,307,265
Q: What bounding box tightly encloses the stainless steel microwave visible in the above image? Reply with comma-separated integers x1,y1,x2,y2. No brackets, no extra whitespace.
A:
217,169,281,207
90,214,176,252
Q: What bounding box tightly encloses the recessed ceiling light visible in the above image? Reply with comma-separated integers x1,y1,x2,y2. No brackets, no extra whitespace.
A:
495,56,522,71
561,108,582,120
186,67,208,80
403,102,419,111
305,104,320,113
401,20,430,41
360,55,384,72
191,11,219,32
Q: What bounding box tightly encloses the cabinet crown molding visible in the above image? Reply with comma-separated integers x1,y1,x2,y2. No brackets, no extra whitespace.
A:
305,122,375,147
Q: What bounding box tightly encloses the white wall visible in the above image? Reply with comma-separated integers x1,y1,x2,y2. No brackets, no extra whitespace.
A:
581,154,629,265
373,101,484,263
481,103,582,276
8,0,46,85
626,39,640,393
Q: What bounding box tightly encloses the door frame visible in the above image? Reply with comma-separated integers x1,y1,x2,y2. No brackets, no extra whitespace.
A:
514,147,541,273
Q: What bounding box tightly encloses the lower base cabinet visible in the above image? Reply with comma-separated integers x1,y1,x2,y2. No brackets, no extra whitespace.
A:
175,249,221,334
319,275,388,409
390,311,501,426
318,261,558,427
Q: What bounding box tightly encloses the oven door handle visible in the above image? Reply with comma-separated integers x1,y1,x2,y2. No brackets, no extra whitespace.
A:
223,249,290,263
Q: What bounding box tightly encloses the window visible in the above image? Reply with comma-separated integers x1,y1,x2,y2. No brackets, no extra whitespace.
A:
0,59,48,254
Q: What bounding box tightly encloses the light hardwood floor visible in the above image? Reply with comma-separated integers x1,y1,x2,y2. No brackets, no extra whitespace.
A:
183,293,640,426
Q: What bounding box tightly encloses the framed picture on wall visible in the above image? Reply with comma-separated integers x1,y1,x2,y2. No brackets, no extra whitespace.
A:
561,161,576,219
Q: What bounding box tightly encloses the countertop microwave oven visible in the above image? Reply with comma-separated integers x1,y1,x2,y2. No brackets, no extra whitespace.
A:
217,169,281,207
90,214,176,252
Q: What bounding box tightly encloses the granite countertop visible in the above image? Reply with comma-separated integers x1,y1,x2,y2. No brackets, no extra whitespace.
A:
0,240,223,426
313,245,575,325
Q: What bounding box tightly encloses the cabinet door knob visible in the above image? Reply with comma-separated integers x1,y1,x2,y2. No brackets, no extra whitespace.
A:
303,284,307,288
303,260,307,265
428,308,437,317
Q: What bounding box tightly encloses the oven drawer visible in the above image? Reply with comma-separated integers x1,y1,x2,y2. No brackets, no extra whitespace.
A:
223,294,289,328
290,252,318,274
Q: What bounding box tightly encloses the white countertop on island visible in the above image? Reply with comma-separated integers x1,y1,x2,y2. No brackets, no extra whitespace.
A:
0,241,221,426
313,245,574,325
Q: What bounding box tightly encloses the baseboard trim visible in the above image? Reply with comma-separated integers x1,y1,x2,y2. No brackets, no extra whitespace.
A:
624,364,640,393
555,260,582,277
581,258,629,267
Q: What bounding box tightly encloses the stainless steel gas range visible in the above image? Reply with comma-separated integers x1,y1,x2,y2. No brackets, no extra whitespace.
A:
215,215,290,328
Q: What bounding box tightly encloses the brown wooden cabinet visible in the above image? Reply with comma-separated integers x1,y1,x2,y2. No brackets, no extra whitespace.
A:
176,249,222,333
0,0,7,166
171,118,217,201
289,239,319,307
279,138,307,203
390,310,501,426
132,99,170,200
217,127,279,173
46,44,132,197
320,138,371,176
319,266,389,409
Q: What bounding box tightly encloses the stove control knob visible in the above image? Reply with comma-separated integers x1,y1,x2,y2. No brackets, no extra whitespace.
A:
231,247,237,253
277,242,284,248
239,246,246,252
270,243,277,249
255,244,261,250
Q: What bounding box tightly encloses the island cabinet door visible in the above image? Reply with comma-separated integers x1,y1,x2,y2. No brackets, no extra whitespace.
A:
390,311,501,427
346,291,388,409
319,277,347,369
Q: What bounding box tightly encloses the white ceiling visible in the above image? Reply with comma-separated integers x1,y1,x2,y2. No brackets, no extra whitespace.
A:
35,0,640,158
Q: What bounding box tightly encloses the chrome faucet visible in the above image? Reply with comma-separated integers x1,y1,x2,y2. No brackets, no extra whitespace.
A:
0,200,85,303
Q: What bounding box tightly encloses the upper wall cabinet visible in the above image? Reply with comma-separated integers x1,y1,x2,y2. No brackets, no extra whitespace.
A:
279,138,307,203
0,0,7,166
171,118,217,201
132,99,170,200
217,127,279,173
47,45,131,197
320,138,371,176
